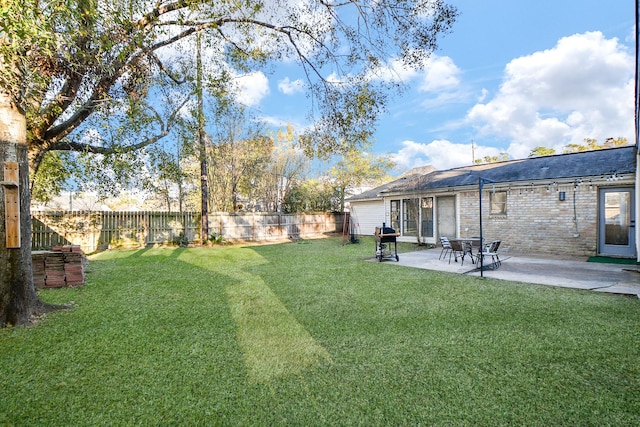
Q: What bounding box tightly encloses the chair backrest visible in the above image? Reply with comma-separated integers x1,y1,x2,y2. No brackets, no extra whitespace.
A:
449,240,464,251
440,237,452,248
481,240,500,253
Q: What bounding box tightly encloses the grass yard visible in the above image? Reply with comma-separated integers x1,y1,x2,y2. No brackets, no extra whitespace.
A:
1,237,639,426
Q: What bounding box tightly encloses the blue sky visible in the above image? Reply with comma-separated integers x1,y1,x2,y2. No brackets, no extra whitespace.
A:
228,0,636,174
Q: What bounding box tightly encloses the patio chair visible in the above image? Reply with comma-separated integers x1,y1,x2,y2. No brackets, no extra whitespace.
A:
439,237,452,261
449,239,467,264
476,240,501,269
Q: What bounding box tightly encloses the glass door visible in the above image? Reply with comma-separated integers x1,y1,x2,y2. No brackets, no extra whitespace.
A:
421,197,434,238
436,196,456,239
598,188,635,257
402,198,418,237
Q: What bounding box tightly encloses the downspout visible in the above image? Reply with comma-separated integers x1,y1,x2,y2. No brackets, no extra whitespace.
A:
573,186,579,238
634,0,640,262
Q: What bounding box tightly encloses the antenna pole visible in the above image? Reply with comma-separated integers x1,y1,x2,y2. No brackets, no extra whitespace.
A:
471,139,475,164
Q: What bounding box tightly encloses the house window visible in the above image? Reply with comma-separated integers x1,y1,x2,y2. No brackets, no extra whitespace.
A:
421,197,434,238
390,200,400,231
490,191,507,215
403,198,418,236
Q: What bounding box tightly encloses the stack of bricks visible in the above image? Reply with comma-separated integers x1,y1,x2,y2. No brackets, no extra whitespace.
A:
32,245,86,289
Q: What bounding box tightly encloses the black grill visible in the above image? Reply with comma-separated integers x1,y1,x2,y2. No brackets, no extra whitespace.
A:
375,224,399,262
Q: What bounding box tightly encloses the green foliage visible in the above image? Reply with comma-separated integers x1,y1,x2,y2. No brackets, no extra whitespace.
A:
208,233,226,245
142,145,198,212
1,239,638,425
171,231,189,247
329,148,396,211
474,152,510,164
207,103,274,212
564,137,631,153
283,178,339,213
528,146,557,157
71,150,146,199
30,151,72,204
529,138,632,158
257,125,310,212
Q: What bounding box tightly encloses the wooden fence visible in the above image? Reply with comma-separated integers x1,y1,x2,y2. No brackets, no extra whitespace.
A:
31,211,346,253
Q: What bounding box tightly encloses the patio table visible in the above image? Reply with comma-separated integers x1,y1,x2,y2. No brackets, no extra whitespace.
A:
448,238,482,265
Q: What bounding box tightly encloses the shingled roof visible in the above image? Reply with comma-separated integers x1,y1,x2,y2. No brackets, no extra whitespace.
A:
350,146,636,200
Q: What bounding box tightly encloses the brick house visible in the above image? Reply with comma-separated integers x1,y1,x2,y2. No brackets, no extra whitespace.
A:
348,146,637,258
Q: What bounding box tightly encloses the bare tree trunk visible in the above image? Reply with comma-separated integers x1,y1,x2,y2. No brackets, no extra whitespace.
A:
196,33,209,244
0,92,49,326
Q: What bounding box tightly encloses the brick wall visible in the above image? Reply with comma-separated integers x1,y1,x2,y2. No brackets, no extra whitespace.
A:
458,183,624,258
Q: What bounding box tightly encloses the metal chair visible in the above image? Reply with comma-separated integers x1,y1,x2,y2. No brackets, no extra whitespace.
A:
476,240,501,269
449,239,466,264
439,237,452,262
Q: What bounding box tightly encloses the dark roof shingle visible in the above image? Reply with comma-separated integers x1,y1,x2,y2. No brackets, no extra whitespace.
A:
360,146,637,198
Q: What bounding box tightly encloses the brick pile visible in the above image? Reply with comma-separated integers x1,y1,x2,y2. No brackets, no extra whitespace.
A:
32,245,86,288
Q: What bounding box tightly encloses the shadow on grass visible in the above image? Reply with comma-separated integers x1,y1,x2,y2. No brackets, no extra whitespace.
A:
74,246,332,385
175,248,331,383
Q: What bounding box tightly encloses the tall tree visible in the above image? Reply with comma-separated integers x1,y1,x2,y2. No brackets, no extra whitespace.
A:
208,104,273,212
142,148,192,212
196,33,209,243
0,92,51,326
0,0,457,325
258,126,309,212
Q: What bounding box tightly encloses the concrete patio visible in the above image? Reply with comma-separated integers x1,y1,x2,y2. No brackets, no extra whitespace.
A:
378,248,640,298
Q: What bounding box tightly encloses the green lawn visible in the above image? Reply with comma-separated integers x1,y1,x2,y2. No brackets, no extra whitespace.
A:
1,237,639,426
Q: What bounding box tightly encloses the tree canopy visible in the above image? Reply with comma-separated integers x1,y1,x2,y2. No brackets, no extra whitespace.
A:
528,137,631,157
1,0,458,177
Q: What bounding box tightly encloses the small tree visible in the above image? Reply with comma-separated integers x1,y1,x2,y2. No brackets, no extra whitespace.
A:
329,150,395,212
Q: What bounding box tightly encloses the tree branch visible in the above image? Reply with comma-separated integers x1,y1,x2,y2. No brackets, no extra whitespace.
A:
49,95,191,156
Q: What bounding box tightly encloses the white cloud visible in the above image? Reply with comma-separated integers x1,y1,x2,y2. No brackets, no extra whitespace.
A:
466,31,634,159
417,56,461,92
278,77,305,95
233,72,270,107
391,139,502,171
372,55,461,93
